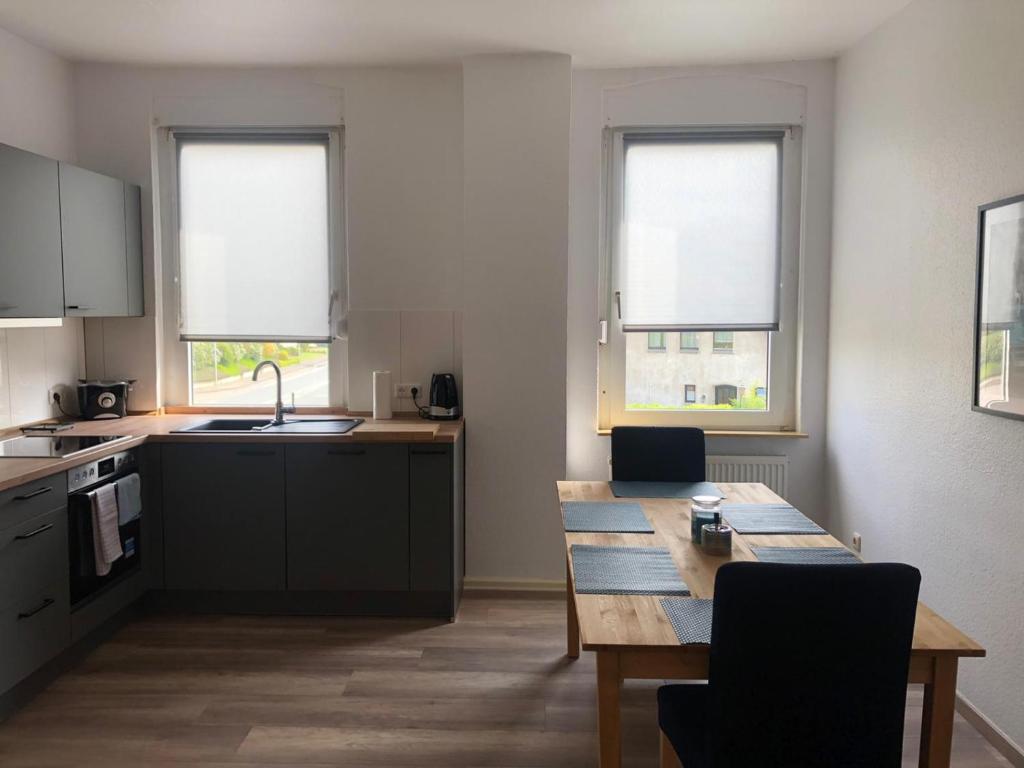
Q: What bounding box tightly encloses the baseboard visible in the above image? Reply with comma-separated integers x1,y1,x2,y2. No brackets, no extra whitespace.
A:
463,576,566,594
957,692,1024,767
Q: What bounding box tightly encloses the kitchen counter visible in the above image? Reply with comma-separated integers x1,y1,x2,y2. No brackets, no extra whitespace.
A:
0,414,464,493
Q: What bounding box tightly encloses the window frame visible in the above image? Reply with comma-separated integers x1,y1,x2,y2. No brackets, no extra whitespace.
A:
680,332,699,352
157,126,347,407
684,384,697,404
712,331,735,354
598,125,803,430
647,331,666,351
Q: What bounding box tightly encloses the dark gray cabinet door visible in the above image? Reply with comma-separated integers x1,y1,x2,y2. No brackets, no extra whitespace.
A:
162,444,286,591
409,446,453,592
0,144,64,318
59,163,128,316
286,444,409,591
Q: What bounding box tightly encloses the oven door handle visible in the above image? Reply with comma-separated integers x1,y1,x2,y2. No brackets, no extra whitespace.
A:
14,522,54,540
12,486,54,501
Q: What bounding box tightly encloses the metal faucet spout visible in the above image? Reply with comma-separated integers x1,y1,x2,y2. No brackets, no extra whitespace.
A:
252,360,294,425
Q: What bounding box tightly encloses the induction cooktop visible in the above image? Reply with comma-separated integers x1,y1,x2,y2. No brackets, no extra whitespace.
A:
0,435,130,459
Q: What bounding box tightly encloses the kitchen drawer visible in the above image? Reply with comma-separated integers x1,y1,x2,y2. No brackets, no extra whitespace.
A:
0,580,70,693
0,474,66,531
0,508,68,611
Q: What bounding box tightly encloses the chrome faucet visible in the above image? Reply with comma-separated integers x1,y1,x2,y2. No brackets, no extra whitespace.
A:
252,360,295,425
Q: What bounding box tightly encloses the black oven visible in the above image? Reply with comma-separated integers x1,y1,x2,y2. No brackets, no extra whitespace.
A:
67,450,142,607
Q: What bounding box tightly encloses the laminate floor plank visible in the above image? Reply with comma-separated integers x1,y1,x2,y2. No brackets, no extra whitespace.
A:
0,594,1009,768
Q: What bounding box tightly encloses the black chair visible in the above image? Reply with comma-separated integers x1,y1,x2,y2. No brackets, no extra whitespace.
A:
658,561,921,768
610,426,706,482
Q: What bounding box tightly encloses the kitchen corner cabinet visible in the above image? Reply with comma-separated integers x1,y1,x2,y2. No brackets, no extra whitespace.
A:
0,144,65,318
161,444,286,591
60,164,144,317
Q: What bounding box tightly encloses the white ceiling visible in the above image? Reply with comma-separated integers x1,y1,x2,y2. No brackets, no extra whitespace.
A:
0,0,912,69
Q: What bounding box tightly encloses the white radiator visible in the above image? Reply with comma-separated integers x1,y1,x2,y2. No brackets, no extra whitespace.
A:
706,455,788,498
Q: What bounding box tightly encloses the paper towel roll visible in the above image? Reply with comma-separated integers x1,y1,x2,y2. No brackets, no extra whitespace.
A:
372,370,392,420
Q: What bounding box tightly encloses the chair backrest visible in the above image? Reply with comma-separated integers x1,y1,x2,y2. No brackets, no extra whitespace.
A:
706,561,921,768
610,426,706,482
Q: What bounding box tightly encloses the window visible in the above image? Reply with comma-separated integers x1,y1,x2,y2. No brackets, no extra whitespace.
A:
599,127,802,429
713,331,734,353
162,128,345,406
715,384,738,405
647,332,666,350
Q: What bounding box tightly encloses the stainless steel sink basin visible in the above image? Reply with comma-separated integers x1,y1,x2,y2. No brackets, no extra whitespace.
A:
175,418,363,434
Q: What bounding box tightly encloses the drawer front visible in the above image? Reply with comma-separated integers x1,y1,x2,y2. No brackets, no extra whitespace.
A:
0,508,68,611
0,580,70,693
0,473,67,531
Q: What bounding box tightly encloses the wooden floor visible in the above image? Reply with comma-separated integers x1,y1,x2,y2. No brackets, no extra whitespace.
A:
0,594,1009,767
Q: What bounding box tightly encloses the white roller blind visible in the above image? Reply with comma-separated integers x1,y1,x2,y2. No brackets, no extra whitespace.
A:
618,133,782,331
176,135,331,341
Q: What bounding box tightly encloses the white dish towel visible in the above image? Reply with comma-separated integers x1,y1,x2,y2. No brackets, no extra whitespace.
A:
90,483,123,577
115,472,143,524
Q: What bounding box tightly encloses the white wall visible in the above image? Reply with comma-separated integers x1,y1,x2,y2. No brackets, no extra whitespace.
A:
0,27,85,429
829,0,1024,747
568,61,836,521
71,64,463,413
463,54,572,583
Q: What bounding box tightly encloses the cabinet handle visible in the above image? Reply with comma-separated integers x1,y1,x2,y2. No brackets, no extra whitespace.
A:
13,486,53,501
14,523,54,540
65,305,94,310
410,448,447,455
327,448,366,456
236,449,276,456
18,598,55,620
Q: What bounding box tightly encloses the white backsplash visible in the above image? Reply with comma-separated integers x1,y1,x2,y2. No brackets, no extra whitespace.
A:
0,320,85,429
346,309,462,413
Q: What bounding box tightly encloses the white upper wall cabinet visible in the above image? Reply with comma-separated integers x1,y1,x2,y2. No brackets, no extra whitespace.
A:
0,143,65,318
60,163,143,317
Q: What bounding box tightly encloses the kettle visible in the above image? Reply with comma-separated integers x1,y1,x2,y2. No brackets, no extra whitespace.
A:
427,373,460,420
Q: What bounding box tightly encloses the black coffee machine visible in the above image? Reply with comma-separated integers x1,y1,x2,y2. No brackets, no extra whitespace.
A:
427,373,460,420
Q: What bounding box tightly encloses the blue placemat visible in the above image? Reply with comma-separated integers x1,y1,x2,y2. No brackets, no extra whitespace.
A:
722,504,825,534
661,598,714,645
562,501,654,533
751,546,861,565
571,544,690,596
609,480,723,500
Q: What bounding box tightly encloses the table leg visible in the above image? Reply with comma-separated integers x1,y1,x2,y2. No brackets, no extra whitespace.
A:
567,558,579,659
919,656,958,768
597,651,622,768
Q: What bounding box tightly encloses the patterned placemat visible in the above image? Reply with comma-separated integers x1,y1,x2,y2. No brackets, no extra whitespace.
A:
609,480,724,500
571,545,690,596
562,501,655,533
751,546,862,565
722,504,825,534
661,598,714,645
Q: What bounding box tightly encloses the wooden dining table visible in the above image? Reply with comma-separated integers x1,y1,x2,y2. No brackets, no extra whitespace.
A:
557,480,985,768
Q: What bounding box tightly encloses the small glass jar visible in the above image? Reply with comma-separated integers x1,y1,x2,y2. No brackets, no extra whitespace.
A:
690,495,722,543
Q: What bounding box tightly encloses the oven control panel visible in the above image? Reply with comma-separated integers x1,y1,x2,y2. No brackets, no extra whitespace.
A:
67,450,135,493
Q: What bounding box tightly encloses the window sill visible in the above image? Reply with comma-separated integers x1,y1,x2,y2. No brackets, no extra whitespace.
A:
597,427,808,438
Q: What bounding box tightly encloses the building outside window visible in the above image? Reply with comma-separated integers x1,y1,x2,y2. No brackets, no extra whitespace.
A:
684,384,697,404
715,384,738,405
647,332,666,350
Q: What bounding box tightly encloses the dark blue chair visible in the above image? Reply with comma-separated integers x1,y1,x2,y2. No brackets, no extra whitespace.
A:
658,561,921,768
610,426,706,482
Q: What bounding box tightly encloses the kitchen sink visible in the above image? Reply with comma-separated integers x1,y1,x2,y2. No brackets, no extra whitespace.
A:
175,418,364,434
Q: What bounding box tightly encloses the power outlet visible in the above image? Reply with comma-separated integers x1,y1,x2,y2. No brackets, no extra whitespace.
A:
394,383,421,399
852,532,862,553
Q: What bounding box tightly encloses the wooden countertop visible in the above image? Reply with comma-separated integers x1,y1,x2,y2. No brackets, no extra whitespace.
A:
0,414,463,493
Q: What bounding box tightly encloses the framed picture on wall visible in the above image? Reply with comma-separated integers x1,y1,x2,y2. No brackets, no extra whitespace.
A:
973,193,1024,420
